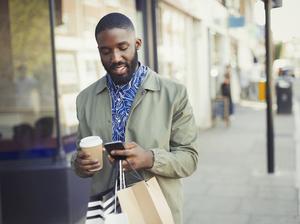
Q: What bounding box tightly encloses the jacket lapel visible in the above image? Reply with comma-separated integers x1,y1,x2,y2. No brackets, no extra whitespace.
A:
130,69,160,112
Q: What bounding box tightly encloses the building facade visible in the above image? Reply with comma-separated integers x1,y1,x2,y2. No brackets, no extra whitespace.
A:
0,0,263,223
0,0,260,157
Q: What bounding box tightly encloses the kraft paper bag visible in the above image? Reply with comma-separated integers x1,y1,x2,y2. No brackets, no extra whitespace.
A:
117,177,175,224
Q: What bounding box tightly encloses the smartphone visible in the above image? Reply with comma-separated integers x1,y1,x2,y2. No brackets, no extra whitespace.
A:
104,141,126,160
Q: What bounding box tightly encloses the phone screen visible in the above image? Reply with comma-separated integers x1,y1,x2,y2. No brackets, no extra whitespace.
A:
104,141,126,160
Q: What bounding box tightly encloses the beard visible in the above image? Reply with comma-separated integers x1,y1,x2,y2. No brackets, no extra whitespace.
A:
105,50,139,85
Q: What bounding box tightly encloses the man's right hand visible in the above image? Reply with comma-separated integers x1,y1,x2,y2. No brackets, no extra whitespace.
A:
74,151,101,176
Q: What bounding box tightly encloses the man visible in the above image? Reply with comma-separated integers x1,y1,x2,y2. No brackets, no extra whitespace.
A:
72,12,198,224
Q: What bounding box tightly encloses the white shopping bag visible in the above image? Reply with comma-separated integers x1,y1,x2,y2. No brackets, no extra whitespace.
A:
105,213,129,224
104,161,128,224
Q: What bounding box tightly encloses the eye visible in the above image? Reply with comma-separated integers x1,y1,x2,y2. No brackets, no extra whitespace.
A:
119,44,129,51
100,48,111,55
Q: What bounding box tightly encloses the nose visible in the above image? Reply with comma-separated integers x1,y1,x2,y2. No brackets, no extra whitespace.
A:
111,50,122,63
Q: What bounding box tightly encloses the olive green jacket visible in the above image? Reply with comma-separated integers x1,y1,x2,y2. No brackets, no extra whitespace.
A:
72,68,198,224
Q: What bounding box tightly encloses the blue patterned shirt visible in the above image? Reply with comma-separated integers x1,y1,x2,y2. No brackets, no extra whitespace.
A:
106,64,148,142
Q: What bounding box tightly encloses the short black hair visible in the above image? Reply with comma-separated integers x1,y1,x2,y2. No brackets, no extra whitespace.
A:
95,13,135,40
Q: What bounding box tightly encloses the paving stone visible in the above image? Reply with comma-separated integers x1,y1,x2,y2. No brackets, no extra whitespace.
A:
188,196,242,213
206,184,257,198
184,213,250,224
249,215,300,224
239,198,298,216
256,186,298,201
183,104,300,224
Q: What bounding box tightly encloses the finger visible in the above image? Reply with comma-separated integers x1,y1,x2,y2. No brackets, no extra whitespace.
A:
77,151,91,159
75,158,101,175
107,155,115,163
122,159,130,171
77,158,99,166
124,142,136,149
123,158,137,170
111,149,132,157
79,162,101,172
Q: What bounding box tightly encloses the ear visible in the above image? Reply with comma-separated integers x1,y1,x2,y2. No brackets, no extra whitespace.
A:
135,38,142,50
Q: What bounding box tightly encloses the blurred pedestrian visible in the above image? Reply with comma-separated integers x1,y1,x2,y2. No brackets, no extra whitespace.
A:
221,65,234,116
72,12,198,224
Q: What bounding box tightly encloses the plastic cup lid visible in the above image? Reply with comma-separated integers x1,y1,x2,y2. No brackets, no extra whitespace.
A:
79,136,102,148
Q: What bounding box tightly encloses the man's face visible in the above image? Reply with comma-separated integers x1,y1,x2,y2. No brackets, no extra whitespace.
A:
96,28,141,85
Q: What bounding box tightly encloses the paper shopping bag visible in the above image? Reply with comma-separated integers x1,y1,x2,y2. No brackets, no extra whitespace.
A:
117,177,175,224
105,213,129,224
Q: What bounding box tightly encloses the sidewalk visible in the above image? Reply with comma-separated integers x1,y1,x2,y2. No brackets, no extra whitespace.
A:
183,101,300,224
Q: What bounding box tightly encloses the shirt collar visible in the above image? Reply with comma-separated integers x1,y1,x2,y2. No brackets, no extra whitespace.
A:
106,63,145,92
95,66,160,95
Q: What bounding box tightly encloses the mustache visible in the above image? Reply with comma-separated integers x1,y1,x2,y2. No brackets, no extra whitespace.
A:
110,62,129,70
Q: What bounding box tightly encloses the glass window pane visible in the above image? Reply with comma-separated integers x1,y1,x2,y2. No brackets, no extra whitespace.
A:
0,0,57,159
157,2,194,85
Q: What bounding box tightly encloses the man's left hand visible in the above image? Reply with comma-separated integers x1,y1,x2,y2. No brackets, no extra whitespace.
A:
110,142,154,171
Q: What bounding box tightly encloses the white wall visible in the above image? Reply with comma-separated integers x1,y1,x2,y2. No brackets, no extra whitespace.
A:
185,21,212,128
197,23,212,128
162,0,241,128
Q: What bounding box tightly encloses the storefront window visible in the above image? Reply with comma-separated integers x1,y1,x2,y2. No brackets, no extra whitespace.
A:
156,2,194,85
54,0,139,151
0,0,57,159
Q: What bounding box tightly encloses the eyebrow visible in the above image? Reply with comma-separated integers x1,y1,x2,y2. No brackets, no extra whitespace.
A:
99,46,110,50
99,41,129,49
117,41,129,46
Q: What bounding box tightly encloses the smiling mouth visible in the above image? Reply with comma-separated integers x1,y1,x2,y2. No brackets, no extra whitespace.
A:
112,64,128,75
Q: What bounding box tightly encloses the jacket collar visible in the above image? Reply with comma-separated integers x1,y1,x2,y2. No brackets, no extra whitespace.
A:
95,75,107,94
95,68,160,95
142,69,161,91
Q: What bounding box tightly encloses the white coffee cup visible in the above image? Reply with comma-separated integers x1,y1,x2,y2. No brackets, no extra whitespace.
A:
79,136,103,171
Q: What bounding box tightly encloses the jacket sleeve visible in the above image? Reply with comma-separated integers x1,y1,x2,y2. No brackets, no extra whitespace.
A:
70,94,92,178
148,87,199,178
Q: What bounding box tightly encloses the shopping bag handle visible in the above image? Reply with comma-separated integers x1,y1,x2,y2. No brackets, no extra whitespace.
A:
124,158,146,183
110,158,149,196
111,159,150,213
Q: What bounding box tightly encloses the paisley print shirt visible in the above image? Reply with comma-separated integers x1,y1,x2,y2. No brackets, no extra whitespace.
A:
106,64,148,142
